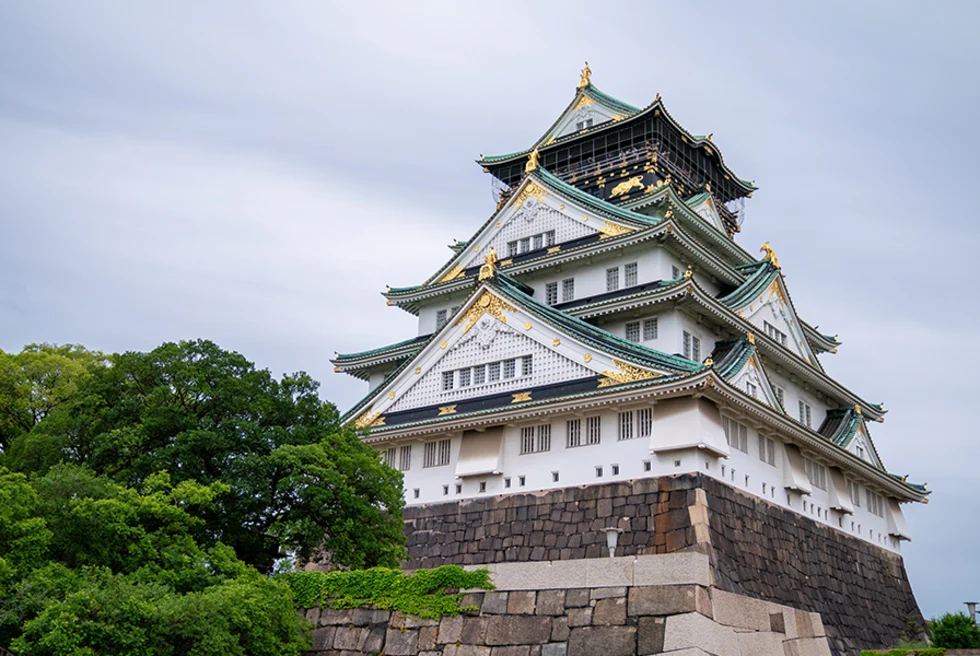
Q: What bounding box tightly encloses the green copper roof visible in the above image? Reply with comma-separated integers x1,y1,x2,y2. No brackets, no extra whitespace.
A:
889,473,929,494
819,407,863,447
711,337,756,380
718,260,780,309
335,334,430,363
684,191,711,207
388,284,422,294
581,83,641,114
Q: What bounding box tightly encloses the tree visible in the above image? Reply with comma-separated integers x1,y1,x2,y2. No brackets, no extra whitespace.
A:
0,344,107,453
930,612,980,648
12,339,406,572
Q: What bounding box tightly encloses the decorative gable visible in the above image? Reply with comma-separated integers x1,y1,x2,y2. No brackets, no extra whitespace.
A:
730,354,784,412
547,94,624,142
847,425,884,469
740,277,820,367
687,194,727,234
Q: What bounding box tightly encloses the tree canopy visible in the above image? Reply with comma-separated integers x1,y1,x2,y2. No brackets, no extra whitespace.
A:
0,339,407,654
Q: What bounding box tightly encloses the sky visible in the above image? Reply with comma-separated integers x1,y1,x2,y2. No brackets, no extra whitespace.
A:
1,0,978,618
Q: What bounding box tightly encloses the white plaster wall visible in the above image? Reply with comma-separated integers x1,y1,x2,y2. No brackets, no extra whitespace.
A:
387,399,902,553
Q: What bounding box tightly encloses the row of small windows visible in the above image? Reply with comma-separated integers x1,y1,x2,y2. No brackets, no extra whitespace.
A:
625,318,658,343
682,331,702,362
804,457,828,491
507,231,556,257
435,306,460,330
764,321,788,347
386,439,452,472
521,409,653,454
383,445,413,471
545,278,575,305
606,262,638,292
442,356,533,391
575,117,594,131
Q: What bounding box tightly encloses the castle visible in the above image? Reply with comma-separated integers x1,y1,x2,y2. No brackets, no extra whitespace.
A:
331,65,929,655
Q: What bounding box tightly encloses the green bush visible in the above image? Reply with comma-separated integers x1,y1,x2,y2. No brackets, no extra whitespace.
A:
860,649,945,655
930,612,980,648
277,566,494,619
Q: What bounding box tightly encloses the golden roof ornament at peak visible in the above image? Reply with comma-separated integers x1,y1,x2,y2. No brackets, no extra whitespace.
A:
854,404,862,415
683,265,693,280
704,355,714,367
746,333,755,345
577,61,592,89
478,246,499,281
524,148,540,173
760,241,780,269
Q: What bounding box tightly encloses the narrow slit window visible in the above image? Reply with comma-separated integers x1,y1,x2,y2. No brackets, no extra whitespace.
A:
522,355,533,377
637,407,653,437
442,371,454,391
618,411,634,441
566,418,582,448
586,416,602,445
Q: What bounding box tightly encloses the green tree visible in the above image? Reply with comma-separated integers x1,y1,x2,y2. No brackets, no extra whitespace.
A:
0,344,107,453
12,339,405,572
930,612,980,648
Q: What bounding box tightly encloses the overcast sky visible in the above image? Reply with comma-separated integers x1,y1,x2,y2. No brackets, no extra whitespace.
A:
2,1,978,618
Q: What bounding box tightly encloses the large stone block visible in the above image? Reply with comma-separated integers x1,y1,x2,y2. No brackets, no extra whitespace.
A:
489,647,531,656
628,585,711,618
535,589,566,616
332,625,366,650
384,627,419,655
636,616,665,655
444,645,492,656
567,626,637,656
735,629,785,656
592,597,627,626
507,590,536,614
439,614,464,644
310,625,335,650
485,616,553,646
711,588,773,631
782,637,833,656
662,612,739,656
540,643,568,656
567,607,592,627
462,616,490,644
482,591,510,614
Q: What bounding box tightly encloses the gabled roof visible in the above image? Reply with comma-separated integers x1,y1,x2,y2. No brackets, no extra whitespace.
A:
333,334,431,379
818,406,885,470
344,272,704,428
711,337,785,413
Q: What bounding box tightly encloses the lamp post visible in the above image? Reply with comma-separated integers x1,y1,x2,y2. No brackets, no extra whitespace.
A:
602,527,624,558
966,601,978,623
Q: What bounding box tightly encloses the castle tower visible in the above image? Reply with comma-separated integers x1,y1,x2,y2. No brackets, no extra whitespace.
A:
332,66,928,654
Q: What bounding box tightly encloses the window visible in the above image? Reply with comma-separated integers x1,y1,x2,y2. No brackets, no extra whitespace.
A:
519,237,530,253
606,267,620,292
642,318,658,341
586,416,602,445
671,265,681,279
399,445,412,471
383,448,397,468
503,359,516,379
473,365,486,385
507,241,518,257
562,278,575,302
522,355,533,377
683,331,701,361
849,481,861,507
624,262,638,287
764,321,788,346
459,368,471,387
545,230,556,246
722,416,748,453
519,475,526,487
618,411,634,441
866,489,884,517
479,481,487,493
442,371,454,391
575,118,594,130
804,457,827,490
625,321,640,342
798,401,813,428
443,485,449,495
488,362,500,381
643,460,652,472
504,478,511,488
856,445,865,460
552,471,560,482
611,464,620,476
746,382,758,398
595,466,603,478
774,386,785,407
533,234,543,250
423,438,451,468
758,436,775,466
566,419,582,447
521,425,551,454
546,282,558,306
638,407,652,437
436,309,448,330
414,488,420,499
456,483,462,494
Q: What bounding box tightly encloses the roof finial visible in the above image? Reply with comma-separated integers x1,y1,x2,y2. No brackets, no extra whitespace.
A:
760,241,780,269
854,404,862,415
746,333,755,345
683,265,693,280
704,355,714,367
478,246,499,281
525,147,540,173
578,61,592,89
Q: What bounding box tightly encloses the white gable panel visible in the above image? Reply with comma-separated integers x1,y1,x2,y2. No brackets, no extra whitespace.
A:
689,197,726,234
731,357,781,411
742,289,813,364
552,102,620,140
389,316,593,413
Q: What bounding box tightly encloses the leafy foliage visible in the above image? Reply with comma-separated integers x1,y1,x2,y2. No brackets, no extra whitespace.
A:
9,339,406,572
278,566,494,619
859,649,946,656
930,612,980,648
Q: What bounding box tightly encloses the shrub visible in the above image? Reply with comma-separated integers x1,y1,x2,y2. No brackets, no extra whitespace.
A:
930,612,980,648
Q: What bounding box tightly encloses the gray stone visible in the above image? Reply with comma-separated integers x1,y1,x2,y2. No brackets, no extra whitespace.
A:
483,591,510,614
462,616,490,644
439,614,465,644
535,590,565,616
662,612,738,656
592,597,627,626
490,647,531,656
317,608,354,625
591,586,627,600
444,645,492,656
351,607,390,626
567,607,592,627
304,606,320,625
565,589,590,608
419,625,438,650
628,585,711,617
384,627,420,655
567,626,637,656
636,617,665,655
551,616,570,641
310,625,335,650
485,615,553,645
332,626,365,650
770,611,786,633
711,588,771,631
507,590,536,614
541,642,568,656
782,637,833,656
363,623,386,652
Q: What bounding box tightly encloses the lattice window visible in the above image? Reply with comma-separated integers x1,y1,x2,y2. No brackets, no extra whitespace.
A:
545,230,556,246
522,355,533,376
562,278,575,302
507,241,518,257
798,401,812,428
520,237,530,253
546,282,558,306
638,407,652,437
683,331,701,361
866,489,884,517
625,322,640,343
672,265,681,279
436,310,448,330
459,368,471,387
618,411,634,441
722,416,748,453
804,457,827,490
643,318,658,341
746,382,758,398
399,445,412,471
566,419,582,448
758,436,775,466
537,425,551,452
586,416,601,445
765,321,788,346
473,365,486,385
625,262,638,287
442,371,454,391
520,427,535,455
503,359,516,379
774,386,785,407
423,438,451,468
488,362,501,381
383,448,397,468
849,481,862,507
606,267,620,292
533,234,543,250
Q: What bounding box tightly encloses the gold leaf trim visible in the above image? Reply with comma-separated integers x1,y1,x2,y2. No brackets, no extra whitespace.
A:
438,405,457,416
599,221,634,240
596,359,662,388
547,246,561,254
511,391,532,403
438,264,465,284
513,180,547,210
354,408,385,429
610,176,644,198
454,291,516,334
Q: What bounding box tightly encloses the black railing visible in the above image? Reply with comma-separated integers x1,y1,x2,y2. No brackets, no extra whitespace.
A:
552,144,704,195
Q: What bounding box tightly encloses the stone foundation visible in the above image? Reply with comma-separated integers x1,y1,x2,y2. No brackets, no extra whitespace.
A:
401,474,924,655
303,553,834,656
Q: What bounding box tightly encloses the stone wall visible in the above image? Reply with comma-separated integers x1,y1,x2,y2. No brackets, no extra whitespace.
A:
303,554,833,656
401,474,925,655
